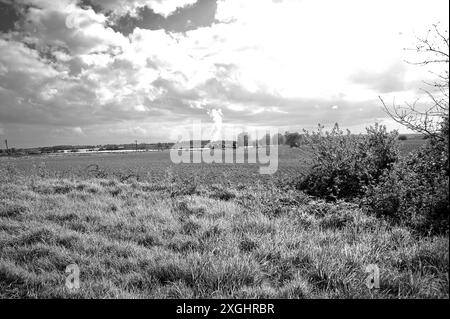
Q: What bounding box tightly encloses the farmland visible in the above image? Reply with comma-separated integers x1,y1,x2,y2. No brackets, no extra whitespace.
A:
0,147,309,185
0,139,426,184
0,141,448,299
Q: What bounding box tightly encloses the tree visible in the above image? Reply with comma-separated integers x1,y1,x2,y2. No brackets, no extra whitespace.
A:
284,132,302,147
368,24,449,234
379,24,449,141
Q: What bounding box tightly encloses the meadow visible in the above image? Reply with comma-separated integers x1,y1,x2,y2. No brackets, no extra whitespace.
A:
0,142,448,299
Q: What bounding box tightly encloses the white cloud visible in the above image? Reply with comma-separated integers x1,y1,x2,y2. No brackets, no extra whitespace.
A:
40,87,58,100
72,127,85,135
213,0,449,101
21,0,128,55
133,104,147,112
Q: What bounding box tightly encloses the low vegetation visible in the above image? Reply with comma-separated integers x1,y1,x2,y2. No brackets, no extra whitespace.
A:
296,118,448,235
0,161,448,298
0,117,447,299
364,119,449,235
296,123,399,200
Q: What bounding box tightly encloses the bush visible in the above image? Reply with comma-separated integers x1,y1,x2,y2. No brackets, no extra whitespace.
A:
364,117,449,234
297,123,398,200
398,135,408,140
284,132,302,148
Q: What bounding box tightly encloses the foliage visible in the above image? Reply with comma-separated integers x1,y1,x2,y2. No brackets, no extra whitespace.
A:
297,123,399,200
284,132,302,148
364,117,449,234
371,24,449,235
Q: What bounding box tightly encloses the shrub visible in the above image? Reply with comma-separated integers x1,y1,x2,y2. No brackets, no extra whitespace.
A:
398,135,408,140
297,123,398,200
364,117,449,234
284,132,302,148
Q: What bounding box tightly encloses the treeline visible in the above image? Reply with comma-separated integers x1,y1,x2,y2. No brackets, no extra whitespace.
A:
0,145,100,156
100,143,174,151
0,143,176,156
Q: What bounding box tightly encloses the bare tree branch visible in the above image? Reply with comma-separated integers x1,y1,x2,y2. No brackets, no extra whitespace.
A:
381,24,449,141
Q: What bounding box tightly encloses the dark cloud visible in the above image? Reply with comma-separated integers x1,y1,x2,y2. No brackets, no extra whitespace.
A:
111,0,218,35
0,1,23,33
79,0,105,14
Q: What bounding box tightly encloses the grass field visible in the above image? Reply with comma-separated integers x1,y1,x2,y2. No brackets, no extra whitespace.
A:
0,140,425,183
0,142,448,299
0,147,313,192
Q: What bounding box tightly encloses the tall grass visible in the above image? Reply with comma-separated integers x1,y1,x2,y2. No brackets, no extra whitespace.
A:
0,166,448,298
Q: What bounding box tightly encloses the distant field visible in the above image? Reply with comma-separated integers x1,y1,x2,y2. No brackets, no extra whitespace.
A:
397,136,428,154
0,147,311,184
0,140,425,184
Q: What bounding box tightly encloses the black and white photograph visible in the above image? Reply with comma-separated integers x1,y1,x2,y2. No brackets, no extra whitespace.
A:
0,0,448,306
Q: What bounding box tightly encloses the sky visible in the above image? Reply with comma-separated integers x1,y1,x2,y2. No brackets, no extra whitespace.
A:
0,0,448,147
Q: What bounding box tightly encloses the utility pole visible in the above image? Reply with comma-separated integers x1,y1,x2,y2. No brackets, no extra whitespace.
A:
135,140,138,152
4,139,9,155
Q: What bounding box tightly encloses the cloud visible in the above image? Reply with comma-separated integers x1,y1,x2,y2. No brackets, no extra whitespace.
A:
108,125,148,136
0,1,22,33
111,0,218,35
0,0,448,147
349,63,408,93
72,126,85,135
20,0,128,55
207,108,223,141
85,0,198,18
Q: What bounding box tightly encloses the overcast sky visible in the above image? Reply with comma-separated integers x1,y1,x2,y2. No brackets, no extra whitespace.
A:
0,0,448,147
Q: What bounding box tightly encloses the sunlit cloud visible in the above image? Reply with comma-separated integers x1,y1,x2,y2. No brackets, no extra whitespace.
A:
0,0,448,147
